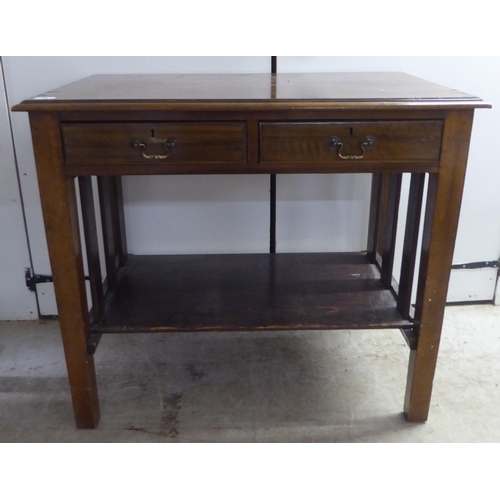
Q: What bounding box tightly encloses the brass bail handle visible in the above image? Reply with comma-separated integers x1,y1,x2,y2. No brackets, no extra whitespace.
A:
131,138,177,159
330,135,375,160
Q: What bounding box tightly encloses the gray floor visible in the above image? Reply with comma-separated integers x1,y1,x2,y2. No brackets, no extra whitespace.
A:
1,304,499,442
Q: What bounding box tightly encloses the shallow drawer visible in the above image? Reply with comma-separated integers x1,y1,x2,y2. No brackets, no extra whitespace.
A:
260,121,443,163
62,122,246,164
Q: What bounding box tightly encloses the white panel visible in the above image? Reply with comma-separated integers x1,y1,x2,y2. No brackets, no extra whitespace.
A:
0,60,38,320
123,175,269,255
447,269,498,303
276,174,371,252
2,56,270,316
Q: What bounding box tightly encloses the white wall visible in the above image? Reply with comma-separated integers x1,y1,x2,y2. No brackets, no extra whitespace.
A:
1,56,499,318
0,59,38,320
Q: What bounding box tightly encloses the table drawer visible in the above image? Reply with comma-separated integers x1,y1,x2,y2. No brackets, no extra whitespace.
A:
260,121,443,163
62,122,247,164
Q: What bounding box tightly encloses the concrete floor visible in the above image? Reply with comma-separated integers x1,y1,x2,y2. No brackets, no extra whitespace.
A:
1,304,499,442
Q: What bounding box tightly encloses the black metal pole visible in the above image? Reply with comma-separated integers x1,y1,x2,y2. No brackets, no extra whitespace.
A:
271,56,277,75
270,56,277,253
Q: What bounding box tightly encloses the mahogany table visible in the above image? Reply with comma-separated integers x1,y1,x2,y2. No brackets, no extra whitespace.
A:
13,72,490,428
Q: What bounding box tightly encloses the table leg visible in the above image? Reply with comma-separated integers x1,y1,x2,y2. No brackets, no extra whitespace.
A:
29,113,100,428
404,110,475,422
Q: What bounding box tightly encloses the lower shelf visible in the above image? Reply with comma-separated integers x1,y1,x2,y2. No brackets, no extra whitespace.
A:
92,252,412,334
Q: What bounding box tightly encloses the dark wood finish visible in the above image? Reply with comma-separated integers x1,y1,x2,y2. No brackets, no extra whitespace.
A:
57,108,454,123
404,110,475,422
78,176,104,322
397,173,426,319
112,177,128,267
94,253,412,334
380,174,402,288
97,177,119,291
13,73,487,112
374,174,392,265
29,113,99,428
14,73,489,427
260,121,443,163
367,174,382,262
62,122,247,165
65,159,441,177
400,327,418,350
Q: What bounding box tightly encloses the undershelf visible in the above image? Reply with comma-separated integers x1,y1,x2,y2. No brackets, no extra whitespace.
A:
91,252,412,334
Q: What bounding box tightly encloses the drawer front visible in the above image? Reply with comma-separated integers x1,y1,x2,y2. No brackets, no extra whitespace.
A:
260,121,443,163
62,122,247,164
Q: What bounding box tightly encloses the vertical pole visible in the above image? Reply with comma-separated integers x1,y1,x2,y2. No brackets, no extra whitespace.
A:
270,56,277,253
271,56,277,75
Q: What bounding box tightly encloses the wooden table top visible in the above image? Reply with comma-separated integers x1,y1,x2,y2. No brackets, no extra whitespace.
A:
13,72,490,112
